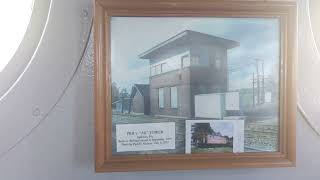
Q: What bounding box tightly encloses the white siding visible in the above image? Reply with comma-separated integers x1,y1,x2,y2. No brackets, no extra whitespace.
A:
195,93,222,119
225,92,240,110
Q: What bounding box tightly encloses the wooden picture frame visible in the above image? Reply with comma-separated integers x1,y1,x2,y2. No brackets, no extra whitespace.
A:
94,0,297,172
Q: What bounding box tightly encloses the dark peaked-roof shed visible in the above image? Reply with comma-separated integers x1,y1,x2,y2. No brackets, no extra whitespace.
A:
130,84,150,115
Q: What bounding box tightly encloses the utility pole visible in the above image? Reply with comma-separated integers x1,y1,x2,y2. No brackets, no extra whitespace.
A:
121,95,124,113
262,59,265,104
252,72,255,108
255,59,260,105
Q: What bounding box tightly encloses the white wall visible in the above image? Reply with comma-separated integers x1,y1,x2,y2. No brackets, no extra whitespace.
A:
1,0,320,179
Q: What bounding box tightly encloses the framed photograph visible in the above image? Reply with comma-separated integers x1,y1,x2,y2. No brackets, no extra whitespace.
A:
95,0,297,172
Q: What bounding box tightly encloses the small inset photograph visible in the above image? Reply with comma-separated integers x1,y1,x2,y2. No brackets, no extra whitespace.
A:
191,121,233,153
186,120,244,154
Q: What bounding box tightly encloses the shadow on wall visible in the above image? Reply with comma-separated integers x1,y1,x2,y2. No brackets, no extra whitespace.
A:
72,31,95,168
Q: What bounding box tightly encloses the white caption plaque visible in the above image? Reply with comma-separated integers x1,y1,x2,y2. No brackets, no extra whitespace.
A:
116,122,176,152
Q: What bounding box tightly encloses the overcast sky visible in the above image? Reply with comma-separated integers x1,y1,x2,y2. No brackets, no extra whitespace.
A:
210,122,233,138
111,17,279,91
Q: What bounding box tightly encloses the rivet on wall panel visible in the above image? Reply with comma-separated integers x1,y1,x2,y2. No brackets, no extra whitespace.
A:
32,108,41,117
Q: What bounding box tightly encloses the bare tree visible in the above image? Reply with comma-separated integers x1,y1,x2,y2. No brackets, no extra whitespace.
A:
111,82,120,103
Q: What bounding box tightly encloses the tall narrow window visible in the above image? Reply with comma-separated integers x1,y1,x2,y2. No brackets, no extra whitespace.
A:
155,65,161,75
161,63,168,73
191,55,200,66
170,86,178,108
181,55,190,68
215,59,221,69
158,88,164,108
150,66,156,76
215,52,221,69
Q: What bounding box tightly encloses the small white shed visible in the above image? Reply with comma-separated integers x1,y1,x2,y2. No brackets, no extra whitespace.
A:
195,93,224,119
194,91,242,119
225,92,240,111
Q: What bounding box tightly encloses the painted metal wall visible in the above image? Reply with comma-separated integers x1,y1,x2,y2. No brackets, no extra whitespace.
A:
0,0,320,179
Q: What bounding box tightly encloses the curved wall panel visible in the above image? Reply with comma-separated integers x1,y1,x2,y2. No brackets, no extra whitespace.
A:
0,0,320,179
0,0,93,157
298,0,320,135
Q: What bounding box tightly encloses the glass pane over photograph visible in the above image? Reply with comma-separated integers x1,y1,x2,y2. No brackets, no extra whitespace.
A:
110,17,280,155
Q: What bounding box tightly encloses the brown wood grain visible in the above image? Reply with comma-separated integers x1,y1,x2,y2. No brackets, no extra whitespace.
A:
94,0,297,172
